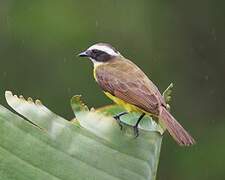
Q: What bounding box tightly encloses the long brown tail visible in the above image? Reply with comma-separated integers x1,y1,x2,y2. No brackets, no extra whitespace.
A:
159,107,196,146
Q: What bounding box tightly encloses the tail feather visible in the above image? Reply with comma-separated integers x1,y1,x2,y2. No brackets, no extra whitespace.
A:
159,107,196,146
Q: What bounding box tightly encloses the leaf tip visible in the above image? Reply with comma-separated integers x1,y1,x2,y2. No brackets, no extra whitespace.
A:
35,99,42,105
27,97,34,103
71,95,89,115
90,107,95,112
19,95,25,100
71,95,82,102
5,90,13,97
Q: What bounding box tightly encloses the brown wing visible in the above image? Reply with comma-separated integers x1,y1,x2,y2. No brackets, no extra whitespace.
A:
95,58,166,115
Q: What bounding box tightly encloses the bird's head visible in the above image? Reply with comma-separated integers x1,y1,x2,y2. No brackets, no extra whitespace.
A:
78,43,121,64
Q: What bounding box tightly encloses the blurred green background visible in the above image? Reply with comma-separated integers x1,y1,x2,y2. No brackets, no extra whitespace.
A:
0,0,225,179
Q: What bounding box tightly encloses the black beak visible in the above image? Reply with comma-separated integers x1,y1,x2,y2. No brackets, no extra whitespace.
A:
78,51,88,57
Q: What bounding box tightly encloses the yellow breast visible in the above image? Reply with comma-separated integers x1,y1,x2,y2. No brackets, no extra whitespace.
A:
93,63,103,81
104,91,142,112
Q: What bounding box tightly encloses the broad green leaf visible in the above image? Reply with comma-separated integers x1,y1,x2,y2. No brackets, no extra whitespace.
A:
163,83,174,110
0,91,163,180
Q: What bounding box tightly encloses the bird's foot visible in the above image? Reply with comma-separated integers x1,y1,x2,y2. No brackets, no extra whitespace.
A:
113,112,128,130
133,125,139,138
133,113,145,138
113,116,123,130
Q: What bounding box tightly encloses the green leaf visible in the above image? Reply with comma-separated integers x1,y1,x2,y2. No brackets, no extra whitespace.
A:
163,83,174,110
0,91,163,180
163,83,173,104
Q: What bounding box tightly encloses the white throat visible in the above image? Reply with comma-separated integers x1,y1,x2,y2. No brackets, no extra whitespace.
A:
90,58,104,67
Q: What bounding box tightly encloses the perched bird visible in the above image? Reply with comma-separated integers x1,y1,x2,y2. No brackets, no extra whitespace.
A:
78,43,195,146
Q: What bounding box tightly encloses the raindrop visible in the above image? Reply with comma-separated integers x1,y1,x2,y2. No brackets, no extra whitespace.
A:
211,28,216,41
67,87,71,93
204,75,209,81
3,72,7,77
95,20,99,27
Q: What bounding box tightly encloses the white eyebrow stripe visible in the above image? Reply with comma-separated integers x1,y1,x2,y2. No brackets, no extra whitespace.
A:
87,44,119,56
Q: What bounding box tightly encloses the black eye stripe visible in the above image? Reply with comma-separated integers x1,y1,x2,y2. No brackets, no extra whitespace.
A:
91,49,106,55
90,49,114,62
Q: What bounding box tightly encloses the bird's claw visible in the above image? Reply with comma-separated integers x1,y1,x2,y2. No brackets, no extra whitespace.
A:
113,112,141,137
113,112,128,130
113,115,123,130
133,125,139,138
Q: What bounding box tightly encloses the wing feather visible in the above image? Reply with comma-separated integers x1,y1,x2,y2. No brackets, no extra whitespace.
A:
95,59,165,115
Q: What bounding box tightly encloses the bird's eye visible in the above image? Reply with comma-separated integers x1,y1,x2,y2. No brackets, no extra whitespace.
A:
91,49,105,58
92,49,99,54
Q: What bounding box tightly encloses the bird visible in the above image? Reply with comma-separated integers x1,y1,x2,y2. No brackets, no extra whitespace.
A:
78,43,195,146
